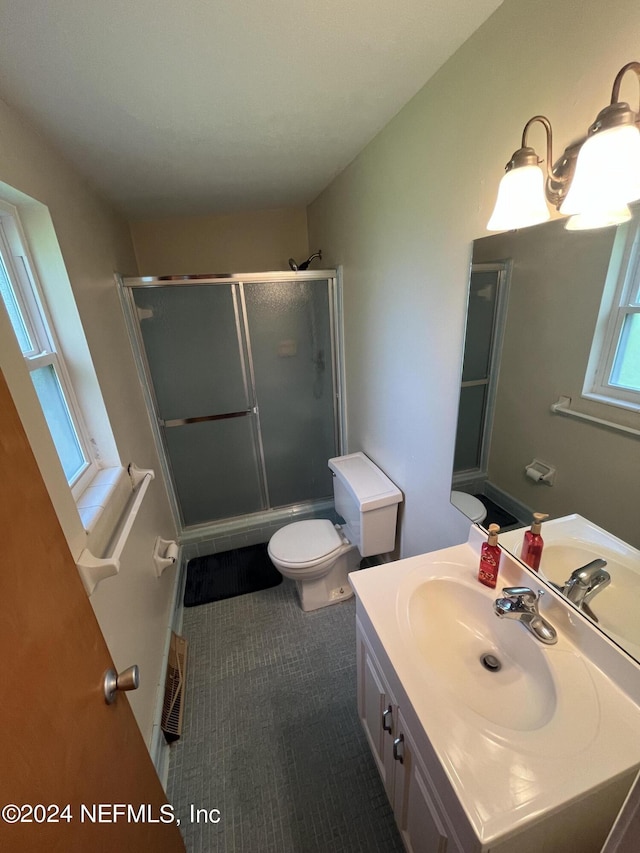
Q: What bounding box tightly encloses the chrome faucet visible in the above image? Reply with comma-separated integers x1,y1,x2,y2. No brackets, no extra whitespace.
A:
494,587,558,645
552,558,610,622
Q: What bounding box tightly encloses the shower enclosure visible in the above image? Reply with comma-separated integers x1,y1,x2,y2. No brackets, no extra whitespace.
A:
119,271,343,531
453,263,508,484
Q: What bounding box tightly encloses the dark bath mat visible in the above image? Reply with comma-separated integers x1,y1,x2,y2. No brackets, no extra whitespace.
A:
184,543,282,607
473,495,519,530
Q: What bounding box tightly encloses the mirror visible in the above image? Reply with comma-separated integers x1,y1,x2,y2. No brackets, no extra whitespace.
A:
451,211,640,659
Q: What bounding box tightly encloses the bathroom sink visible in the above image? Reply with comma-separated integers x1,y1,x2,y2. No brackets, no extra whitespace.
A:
404,577,556,730
395,565,599,745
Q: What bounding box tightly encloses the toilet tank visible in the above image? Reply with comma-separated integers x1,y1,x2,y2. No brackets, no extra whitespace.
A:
328,452,402,557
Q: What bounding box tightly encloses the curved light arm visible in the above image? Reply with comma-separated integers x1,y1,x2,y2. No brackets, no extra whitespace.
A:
610,61,640,108
521,115,554,171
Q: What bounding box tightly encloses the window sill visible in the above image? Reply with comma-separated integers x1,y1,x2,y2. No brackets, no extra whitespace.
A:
582,390,640,415
77,466,128,534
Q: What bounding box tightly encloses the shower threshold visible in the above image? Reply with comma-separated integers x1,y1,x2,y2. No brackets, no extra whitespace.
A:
179,497,336,549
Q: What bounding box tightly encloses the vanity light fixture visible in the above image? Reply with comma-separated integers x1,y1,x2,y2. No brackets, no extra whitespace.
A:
487,62,640,232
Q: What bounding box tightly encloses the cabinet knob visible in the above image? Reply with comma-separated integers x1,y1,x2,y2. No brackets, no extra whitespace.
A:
382,705,393,733
393,733,404,764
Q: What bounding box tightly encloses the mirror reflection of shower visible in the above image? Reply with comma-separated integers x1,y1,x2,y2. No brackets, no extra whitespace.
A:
288,250,322,271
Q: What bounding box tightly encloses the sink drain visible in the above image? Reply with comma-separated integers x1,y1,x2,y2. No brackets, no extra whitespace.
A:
480,653,502,672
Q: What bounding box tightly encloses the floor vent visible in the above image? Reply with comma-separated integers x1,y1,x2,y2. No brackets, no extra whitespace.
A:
161,632,188,743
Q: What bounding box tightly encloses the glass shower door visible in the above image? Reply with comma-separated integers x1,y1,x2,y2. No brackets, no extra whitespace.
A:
243,279,337,506
132,284,265,526
454,267,504,474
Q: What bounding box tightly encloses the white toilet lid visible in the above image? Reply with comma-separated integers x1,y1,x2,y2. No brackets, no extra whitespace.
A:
451,491,487,523
269,519,344,564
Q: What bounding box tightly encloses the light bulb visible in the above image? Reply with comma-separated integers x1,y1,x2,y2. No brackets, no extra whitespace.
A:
487,165,550,231
560,125,640,215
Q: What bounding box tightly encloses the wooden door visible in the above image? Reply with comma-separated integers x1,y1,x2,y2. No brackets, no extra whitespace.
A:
0,369,185,852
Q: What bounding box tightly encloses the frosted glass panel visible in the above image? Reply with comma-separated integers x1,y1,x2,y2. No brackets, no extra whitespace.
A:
462,271,499,382
133,285,249,420
453,384,487,472
244,280,336,506
165,417,264,525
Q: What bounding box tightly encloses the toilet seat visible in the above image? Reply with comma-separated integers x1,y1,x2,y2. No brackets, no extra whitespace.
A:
451,490,487,523
268,519,347,570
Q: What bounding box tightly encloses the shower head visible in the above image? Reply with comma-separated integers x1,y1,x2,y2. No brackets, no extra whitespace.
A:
288,250,322,272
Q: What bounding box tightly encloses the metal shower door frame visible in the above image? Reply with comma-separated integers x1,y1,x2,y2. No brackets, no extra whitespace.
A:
117,270,344,534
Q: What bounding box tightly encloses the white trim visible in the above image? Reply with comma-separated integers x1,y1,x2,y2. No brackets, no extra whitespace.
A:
584,216,640,411
0,204,98,486
149,548,186,789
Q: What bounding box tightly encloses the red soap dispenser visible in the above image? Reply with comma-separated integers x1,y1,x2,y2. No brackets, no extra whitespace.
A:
521,513,549,572
478,524,501,589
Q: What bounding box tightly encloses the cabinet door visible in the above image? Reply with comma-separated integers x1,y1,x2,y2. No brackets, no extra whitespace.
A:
356,626,397,798
393,710,449,853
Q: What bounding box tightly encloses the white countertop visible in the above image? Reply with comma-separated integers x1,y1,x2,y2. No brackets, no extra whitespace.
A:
350,531,640,845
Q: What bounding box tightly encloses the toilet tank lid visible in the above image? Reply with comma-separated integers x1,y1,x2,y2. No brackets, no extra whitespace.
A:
328,452,402,512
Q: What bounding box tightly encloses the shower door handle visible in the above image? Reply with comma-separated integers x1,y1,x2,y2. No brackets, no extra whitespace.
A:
159,408,256,427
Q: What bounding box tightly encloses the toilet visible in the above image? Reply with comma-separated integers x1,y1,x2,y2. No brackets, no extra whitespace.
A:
451,490,487,524
268,452,403,611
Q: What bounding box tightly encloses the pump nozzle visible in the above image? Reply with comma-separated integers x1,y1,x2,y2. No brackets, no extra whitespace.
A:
531,513,549,534
487,523,500,545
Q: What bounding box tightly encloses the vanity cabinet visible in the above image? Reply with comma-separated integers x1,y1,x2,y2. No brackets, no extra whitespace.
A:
356,605,634,853
357,621,458,853
392,709,450,853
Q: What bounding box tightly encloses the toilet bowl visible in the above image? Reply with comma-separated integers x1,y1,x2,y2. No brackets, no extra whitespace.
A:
268,453,403,612
268,519,361,611
451,490,488,524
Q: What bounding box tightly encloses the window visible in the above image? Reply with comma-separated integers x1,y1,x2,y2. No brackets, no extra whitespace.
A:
584,215,640,412
0,203,98,495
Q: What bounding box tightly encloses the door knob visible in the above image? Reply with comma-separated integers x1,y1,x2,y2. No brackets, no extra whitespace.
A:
103,665,140,705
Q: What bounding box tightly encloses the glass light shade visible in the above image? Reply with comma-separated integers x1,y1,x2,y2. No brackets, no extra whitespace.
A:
487,165,550,231
564,205,632,231
560,124,640,215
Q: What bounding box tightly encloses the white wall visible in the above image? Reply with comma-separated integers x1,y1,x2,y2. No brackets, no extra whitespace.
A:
307,0,640,557
0,96,177,744
131,207,309,275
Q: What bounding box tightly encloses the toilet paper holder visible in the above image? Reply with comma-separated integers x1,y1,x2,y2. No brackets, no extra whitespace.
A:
524,459,556,485
153,537,180,577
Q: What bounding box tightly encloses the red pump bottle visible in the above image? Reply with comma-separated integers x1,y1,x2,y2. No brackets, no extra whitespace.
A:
521,512,549,572
478,524,501,589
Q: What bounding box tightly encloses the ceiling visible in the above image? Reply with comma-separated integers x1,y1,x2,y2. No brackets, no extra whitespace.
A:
0,0,502,219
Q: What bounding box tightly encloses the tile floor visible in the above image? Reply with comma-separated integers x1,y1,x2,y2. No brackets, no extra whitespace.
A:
167,576,404,852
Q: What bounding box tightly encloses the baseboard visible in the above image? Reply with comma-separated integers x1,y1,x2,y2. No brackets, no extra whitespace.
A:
483,482,530,525
149,547,187,788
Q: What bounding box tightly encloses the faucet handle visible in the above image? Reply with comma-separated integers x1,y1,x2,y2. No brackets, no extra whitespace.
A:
501,586,539,604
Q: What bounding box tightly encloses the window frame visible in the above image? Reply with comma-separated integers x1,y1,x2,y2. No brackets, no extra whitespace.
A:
0,202,100,497
583,216,640,413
